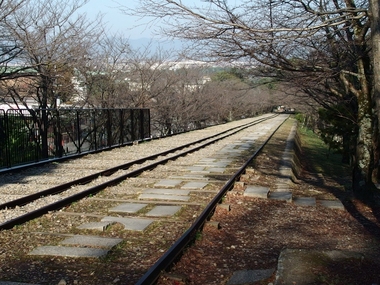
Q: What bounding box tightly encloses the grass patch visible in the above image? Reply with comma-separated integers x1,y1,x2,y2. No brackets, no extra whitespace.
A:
298,127,350,179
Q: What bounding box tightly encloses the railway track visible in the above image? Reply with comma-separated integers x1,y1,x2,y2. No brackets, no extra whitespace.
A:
0,113,289,285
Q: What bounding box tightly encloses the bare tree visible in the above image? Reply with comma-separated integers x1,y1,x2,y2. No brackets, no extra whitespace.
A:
123,45,182,108
2,0,103,109
130,0,379,196
0,0,27,80
0,0,103,158
79,34,132,108
150,66,212,135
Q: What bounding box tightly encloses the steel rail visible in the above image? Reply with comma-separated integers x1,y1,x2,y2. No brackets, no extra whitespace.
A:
0,115,277,211
0,115,278,230
134,117,287,285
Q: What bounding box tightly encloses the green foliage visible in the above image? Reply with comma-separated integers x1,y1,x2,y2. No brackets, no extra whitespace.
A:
249,76,278,90
299,127,350,178
211,68,245,82
0,115,40,167
318,105,356,152
294,113,305,123
195,230,203,241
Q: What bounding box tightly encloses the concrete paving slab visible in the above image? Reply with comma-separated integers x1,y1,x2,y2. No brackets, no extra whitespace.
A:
215,161,231,167
240,137,256,142
28,246,108,258
240,141,254,146
142,188,190,195
109,203,147,213
169,174,209,181
60,235,123,248
194,161,215,166
101,216,153,231
217,149,241,156
274,182,290,190
275,249,364,285
77,221,113,231
269,191,292,202
275,183,290,190
227,268,275,285
196,161,230,168
138,193,190,201
279,168,293,178
216,159,234,163
293,197,316,207
186,166,206,172
181,181,208,190
189,170,211,174
244,185,269,198
154,179,183,188
207,167,226,173
198,158,216,163
319,199,345,210
146,205,181,216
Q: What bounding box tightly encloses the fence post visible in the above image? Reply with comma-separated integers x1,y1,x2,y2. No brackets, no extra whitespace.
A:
107,109,112,147
76,110,81,153
4,111,11,168
54,110,63,157
40,109,49,160
120,109,124,145
131,109,135,141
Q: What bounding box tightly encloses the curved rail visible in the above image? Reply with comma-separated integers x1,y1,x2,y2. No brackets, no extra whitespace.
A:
0,115,278,230
135,117,286,285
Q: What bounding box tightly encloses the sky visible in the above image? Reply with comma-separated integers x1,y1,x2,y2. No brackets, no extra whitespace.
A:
80,0,216,40
79,0,149,39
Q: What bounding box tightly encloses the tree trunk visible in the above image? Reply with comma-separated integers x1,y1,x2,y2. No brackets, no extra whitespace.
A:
370,0,380,186
353,96,374,196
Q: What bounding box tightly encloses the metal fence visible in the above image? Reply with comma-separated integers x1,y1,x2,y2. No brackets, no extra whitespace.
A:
0,108,150,169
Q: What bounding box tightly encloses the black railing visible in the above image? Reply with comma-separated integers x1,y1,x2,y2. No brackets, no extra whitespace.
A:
0,108,150,169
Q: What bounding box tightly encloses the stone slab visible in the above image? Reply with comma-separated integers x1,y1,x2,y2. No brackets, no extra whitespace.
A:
279,168,293,177
169,174,209,181
181,181,208,190
275,249,364,285
244,185,269,198
293,197,316,207
227,268,275,285
77,221,112,231
101,216,153,231
142,188,190,195
186,166,206,172
320,200,345,210
269,191,292,202
216,149,241,156
138,193,190,201
60,235,123,248
213,159,234,164
275,183,290,190
240,136,257,141
146,205,181,216
239,142,253,147
207,167,226,173
188,170,211,174
196,161,230,168
28,246,108,258
198,158,216,163
154,179,182,188
109,203,147,213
